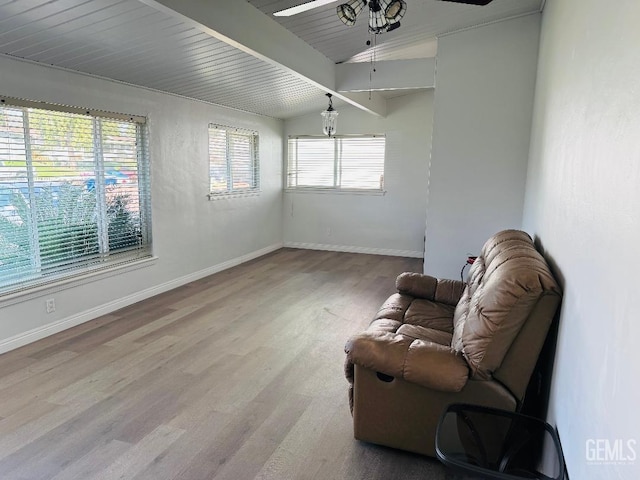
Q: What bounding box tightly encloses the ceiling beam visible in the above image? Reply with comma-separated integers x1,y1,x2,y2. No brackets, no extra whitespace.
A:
138,0,387,117
336,58,436,92
341,92,388,117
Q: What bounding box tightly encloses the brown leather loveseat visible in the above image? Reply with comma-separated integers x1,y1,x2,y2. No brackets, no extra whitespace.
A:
344,230,561,456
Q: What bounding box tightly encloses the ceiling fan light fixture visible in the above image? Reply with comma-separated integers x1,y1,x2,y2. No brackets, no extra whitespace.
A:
386,21,401,32
368,0,382,12
337,0,367,26
384,0,406,24
368,2,389,34
334,0,406,34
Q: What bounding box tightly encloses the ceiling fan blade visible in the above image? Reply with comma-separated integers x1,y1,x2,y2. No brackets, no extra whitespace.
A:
438,0,495,5
273,0,338,17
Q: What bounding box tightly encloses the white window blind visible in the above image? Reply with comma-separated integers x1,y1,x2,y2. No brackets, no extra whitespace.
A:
287,135,385,191
0,98,151,296
209,124,259,196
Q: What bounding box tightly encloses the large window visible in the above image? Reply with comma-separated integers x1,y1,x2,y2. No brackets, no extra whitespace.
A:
209,124,259,197
0,98,151,296
286,135,385,191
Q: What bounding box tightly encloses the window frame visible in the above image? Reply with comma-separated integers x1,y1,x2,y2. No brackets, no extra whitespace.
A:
0,96,152,298
208,124,260,199
285,134,386,194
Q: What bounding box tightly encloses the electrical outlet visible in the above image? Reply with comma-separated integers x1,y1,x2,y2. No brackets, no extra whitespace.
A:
45,298,55,314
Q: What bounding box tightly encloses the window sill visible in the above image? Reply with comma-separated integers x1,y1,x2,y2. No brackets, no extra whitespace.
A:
284,188,386,196
0,256,158,308
208,190,261,200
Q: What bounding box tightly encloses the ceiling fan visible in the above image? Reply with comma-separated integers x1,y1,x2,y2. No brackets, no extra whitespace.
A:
273,0,495,18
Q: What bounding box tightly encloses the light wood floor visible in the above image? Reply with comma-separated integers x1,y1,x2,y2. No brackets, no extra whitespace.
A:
0,249,471,480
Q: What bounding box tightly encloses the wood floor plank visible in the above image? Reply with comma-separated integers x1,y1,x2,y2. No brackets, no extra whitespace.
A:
0,404,79,463
0,353,38,379
252,396,344,480
103,304,203,347
0,350,78,391
129,412,232,480
0,400,60,438
210,393,313,480
0,249,470,480
50,439,132,480
46,335,181,407
0,346,126,417
13,314,122,361
90,424,185,480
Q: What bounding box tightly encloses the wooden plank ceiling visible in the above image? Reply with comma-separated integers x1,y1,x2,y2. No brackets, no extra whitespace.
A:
0,0,543,119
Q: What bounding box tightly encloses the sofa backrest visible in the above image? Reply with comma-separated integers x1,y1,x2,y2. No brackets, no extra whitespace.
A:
451,230,561,400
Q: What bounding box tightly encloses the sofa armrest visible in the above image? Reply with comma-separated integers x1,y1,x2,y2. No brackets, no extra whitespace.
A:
345,331,469,392
396,272,465,306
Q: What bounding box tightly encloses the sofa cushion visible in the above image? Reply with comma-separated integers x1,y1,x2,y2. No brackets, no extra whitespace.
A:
368,318,403,333
368,295,455,341
372,293,413,322
396,272,465,306
404,299,455,333
451,230,561,380
396,325,453,346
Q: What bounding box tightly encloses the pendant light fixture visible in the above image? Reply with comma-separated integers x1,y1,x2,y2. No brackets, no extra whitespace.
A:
321,93,338,137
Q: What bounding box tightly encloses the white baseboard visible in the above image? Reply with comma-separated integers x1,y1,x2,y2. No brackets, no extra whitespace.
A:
0,243,283,355
283,241,423,259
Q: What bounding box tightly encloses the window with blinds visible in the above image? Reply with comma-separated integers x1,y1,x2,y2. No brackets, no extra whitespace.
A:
209,124,259,197
287,135,385,191
0,98,151,296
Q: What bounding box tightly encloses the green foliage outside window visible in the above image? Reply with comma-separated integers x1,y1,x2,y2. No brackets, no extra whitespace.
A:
0,183,140,284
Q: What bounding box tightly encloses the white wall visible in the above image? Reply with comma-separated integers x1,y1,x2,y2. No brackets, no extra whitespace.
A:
283,91,432,258
0,55,283,352
522,1,640,478
425,14,540,278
